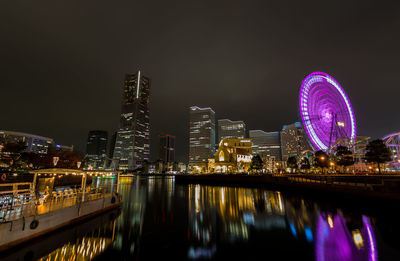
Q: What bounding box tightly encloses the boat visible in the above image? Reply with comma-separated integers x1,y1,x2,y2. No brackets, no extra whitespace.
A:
0,168,122,251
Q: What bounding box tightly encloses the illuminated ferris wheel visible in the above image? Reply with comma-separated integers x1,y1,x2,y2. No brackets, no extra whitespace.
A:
299,72,357,151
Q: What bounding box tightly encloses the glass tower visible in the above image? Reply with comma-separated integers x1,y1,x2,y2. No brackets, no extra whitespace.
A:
113,71,150,170
85,130,108,170
189,106,216,170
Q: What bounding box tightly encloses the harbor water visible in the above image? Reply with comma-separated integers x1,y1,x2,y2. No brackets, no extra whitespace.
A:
3,176,400,261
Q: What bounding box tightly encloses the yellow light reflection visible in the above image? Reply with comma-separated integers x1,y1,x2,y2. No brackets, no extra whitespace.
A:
352,230,364,249
327,215,334,228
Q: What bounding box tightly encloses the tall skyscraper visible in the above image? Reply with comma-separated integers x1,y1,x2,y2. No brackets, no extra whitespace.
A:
249,130,281,160
280,122,313,162
217,119,246,142
85,130,108,170
113,71,150,170
189,106,216,171
159,134,175,163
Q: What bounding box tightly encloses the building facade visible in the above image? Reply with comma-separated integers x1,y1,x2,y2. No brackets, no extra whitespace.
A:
189,106,216,172
208,138,253,173
159,134,175,163
113,71,150,170
249,130,281,172
0,130,53,154
280,122,313,162
217,119,246,142
85,130,108,170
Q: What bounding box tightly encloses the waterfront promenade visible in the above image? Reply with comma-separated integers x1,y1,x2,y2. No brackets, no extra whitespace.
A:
175,173,400,201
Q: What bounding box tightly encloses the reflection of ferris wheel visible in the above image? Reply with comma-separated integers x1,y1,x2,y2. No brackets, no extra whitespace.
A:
299,72,357,151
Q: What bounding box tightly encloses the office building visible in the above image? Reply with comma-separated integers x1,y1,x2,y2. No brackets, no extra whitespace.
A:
113,71,150,170
217,119,246,142
159,134,175,163
189,106,216,172
280,122,313,162
249,130,281,172
249,130,281,160
85,130,108,170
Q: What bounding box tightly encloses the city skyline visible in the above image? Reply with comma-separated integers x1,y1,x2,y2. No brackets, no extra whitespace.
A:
1,1,400,163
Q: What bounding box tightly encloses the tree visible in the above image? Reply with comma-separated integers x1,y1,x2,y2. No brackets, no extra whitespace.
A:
334,145,355,173
364,139,392,174
300,157,311,170
287,156,298,172
313,150,329,170
250,154,263,173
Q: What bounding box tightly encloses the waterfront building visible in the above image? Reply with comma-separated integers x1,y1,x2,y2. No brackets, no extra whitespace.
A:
280,122,313,162
189,106,216,172
159,134,175,163
85,130,108,170
113,71,150,170
0,130,53,154
208,138,252,173
249,130,281,172
217,119,246,142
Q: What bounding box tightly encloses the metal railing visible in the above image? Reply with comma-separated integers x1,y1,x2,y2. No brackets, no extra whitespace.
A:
0,187,114,223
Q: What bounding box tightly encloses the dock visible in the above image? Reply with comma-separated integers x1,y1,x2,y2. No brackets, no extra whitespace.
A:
0,169,122,251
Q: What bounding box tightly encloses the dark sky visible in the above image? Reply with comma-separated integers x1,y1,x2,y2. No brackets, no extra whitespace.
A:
1,0,400,163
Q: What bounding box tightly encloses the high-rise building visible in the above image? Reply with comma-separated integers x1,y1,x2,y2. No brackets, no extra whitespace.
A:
250,130,281,172
280,122,313,162
113,71,150,170
189,106,216,171
249,130,281,160
85,130,108,170
217,119,246,142
159,134,175,163
0,130,53,154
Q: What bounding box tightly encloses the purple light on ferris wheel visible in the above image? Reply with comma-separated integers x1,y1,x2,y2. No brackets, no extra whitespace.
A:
299,72,356,151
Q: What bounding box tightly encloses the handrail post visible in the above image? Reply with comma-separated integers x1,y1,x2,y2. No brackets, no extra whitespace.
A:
81,173,87,202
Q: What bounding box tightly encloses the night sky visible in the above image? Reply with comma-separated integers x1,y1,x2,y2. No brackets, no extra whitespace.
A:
1,0,400,163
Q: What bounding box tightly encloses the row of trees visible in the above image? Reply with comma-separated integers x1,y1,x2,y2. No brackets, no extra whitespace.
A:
0,141,84,170
249,139,392,174
286,139,392,174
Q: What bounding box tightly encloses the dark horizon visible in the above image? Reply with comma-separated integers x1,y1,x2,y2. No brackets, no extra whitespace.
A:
1,0,400,163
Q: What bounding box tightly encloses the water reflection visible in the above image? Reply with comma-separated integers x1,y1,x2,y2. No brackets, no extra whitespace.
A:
7,177,400,260
185,183,380,260
315,213,377,261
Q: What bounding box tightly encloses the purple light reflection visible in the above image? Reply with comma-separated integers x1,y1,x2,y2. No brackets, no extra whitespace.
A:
315,213,378,261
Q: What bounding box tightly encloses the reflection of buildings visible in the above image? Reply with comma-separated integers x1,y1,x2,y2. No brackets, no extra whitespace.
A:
5,208,120,261
113,71,150,170
187,184,286,252
189,106,216,172
38,237,113,260
208,138,252,173
280,122,313,162
217,119,246,142
85,130,108,170
186,184,379,260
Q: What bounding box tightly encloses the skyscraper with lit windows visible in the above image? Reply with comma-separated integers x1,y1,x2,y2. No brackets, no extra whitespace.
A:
113,71,150,170
218,119,246,142
85,130,108,170
280,122,312,162
189,106,216,171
